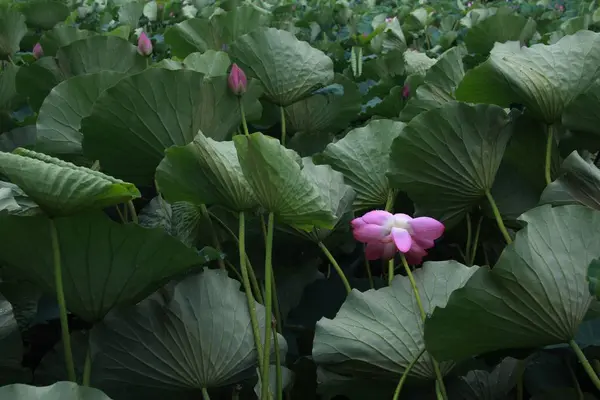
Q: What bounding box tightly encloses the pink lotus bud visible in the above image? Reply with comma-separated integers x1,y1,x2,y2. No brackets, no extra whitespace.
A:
33,43,43,59
228,63,247,96
402,84,410,99
137,32,153,56
351,210,444,264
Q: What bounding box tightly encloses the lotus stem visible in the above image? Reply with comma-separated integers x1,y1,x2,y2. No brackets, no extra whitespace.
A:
114,204,126,224
388,258,394,286
570,339,600,392
126,200,138,224
280,106,287,146
271,273,283,333
201,387,211,400
484,190,512,245
239,99,250,136
545,124,554,185
385,189,395,212
465,213,472,264
392,348,426,400
272,320,283,400
318,242,351,294
261,212,275,400
82,346,92,386
49,219,76,382
200,204,226,270
469,216,483,266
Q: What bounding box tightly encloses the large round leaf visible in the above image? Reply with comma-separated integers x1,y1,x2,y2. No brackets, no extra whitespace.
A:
16,56,66,111
39,25,95,57
0,148,140,217
182,50,231,77
156,131,258,211
82,68,262,185
455,31,600,123
313,261,478,381
36,71,126,156
388,102,512,227
0,212,213,322
91,268,286,396
18,0,70,30
0,382,112,400
230,27,334,106
562,80,600,138
424,205,600,361
0,8,27,59
316,119,405,211
233,132,335,231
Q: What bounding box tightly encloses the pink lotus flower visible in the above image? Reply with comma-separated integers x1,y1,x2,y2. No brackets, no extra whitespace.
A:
137,32,152,56
228,63,247,95
351,210,444,264
402,84,410,99
33,43,43,59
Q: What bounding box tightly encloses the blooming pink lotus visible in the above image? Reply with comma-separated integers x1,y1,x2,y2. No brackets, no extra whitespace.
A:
351,210,444,264
137,32,152,56
33,43,43,59
228,63,247,96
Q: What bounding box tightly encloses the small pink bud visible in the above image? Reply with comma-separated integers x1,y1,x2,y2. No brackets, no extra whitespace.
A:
137,32,153,56
228,63,247,96
33,43,43,59
402,84,410,99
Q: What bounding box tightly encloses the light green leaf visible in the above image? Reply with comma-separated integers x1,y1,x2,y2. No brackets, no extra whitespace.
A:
234,132,335,231
562,81,600,138
182,50,231,77
424,205,600,361
456,31,600,123
230,27,334,106
316,119,404,211
91,268,286,394
105,25,131,40
0,148,140,217
404,50,436,76
17,0,70,30
0,8,27,59
0,382,112,399
254,366,294,398
39,25,95,57
313,261,478,380
388,102,512,228
118,1,143,29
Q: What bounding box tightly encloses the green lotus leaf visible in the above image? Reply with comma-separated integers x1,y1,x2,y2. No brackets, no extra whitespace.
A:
0,382,112,400
388,102,512,228
562,80,600,138
39,25,95,57
424,205,600,361
0,63,20,115
36,71,126,157
0,8,27,59
230,27,334,106
313,261,478,381
234,132,335,231
0,148,140,217
588,259,600,301
404,50,436,76
17,0,70,30
456,31,600,123
0,212,214,322
0,294,25,385
118,1,144,30
0,181,39,216
16,56,66,111
183,50,231,77
447,358,519,399
316,119,405,211
91,268,286,395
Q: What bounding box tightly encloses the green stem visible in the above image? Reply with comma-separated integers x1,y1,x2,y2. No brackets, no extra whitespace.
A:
224,259,243,282
127,200,138,224
200,204,226,270
545,124,554,186
271,273,283,334
400,254,448,399
364,247,374,289
385,189,396,212
469,216,483,266
516,358,525,400
465,213,472,265
114,205,126,224
90,160,100,171
202,388,211,400
280,106,287,146
318,242,351,294
49,219,76,382
388,258,394,286
272,321,283,400
240,99,250,136
392,348,426,400
261,213,275,400
485,190,512,245
82,345,92,387
238,212,265,375
570,339,600,392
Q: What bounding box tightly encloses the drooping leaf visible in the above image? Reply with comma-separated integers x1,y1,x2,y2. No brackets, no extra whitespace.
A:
313,261,478,380
456,31,600,123
36,71,126,157
230,27,334,106
316,119,405,211
0,212,213,322
39,25,95,57
389,102,512,227
562,81,600,138
424,205,600,361
17,0,70,30
234,132,335,231
0,294,26,385
0,382,112,400
91,268,286,396
0,8,27,59
0,148,140,216
182,50,231,77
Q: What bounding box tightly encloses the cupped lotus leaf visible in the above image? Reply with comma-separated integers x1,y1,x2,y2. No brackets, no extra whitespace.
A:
0,294,25,385
156,132,258,211
284,74,361,135
456,31,600,123
0,212,214,322
388,102,512,228
36,71,126,156
56,35,146,77
448,357,519,400
0,382,112,399
91,268,286,394
17,0,70,30
230,27,334,106
562,81,600,137
16,56,66,111
399,47,465,122
183,50,231,77
313,261,478,381
234,132,335,231
0,8,27,59
39,25,95,57
316,119,405,211
424,205,600,361
81,68,262,185
0,148,140,217
539,151,600,211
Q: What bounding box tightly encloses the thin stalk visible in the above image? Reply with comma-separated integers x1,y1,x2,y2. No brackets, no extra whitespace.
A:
201,388,211,400
224,259,243,282
485,190,512,245
238,212,265,375
200,204,226,270
318,242,351,294
392,348,426,400
271,273,283,334
435,381,444,400
594,359,600,375
90,160,100,171
384,189,395,212
239,99,250,136
465,213,472,264
261,213,275,400
469,216,483,266
545,124,554,185
388,258,394,286
400,254,448,399
570,339,600,392
364,247,374,289
49,219,76,382
114,204,126,224
127,200,138,224
280,106,287,146
82,346,92,386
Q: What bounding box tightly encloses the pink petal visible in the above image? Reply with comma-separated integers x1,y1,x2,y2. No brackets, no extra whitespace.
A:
391,227,412,252
353,224,388,243
365,241,397,260
405,242,428,265
361,210,393,226
408,217,445,241
350,217,366,229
